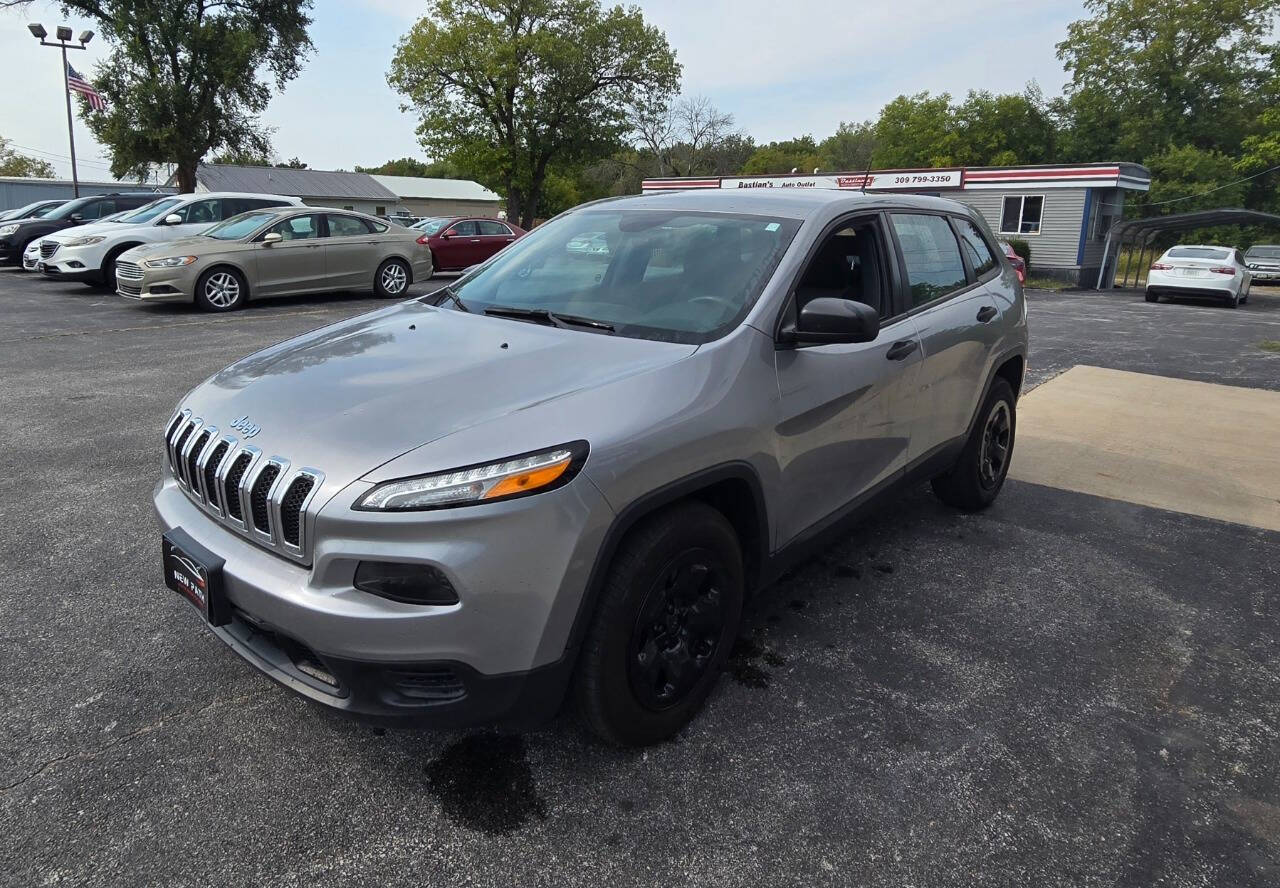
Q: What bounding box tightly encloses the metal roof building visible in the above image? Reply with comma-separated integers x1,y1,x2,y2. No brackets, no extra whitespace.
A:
179,164,503,220
643,162,1153,286
0,176,173,211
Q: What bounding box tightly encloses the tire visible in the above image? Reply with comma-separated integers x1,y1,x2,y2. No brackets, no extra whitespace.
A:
932,377,1017,512
1226,289,1240,309
575,500,745,746
374,258,411,298
96,248,127,290
1241,282,1250,304
1144,290,1159,303
194,267,247,312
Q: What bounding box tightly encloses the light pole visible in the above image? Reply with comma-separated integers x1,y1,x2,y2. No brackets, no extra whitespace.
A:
27,23,94,198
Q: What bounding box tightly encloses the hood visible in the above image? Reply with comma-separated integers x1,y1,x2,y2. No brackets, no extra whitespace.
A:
125,236,214,259
45,220,127,242
179,300,697,489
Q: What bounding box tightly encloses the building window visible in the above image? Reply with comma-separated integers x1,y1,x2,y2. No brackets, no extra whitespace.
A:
343,205,354,211
375,205,386,217
999,195,1044,235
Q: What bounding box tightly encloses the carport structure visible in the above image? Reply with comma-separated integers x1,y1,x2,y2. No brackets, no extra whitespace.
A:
1096,208,1280,288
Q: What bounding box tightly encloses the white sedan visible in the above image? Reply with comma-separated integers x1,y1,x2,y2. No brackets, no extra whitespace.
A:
1146,245,1252,308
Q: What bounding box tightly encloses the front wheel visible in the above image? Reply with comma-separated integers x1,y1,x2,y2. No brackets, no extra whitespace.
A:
575,501,744,746
194,267,247,312
932,378,1017,511
374,258,411,298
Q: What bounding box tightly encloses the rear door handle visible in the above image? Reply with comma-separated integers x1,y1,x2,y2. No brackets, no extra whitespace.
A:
886,340,918,361
976,305,998,323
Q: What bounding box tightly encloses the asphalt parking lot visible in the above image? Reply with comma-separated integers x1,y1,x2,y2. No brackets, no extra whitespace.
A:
2,272,1278,887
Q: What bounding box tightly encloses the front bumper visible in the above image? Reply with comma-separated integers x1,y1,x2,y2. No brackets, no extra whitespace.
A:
117,267,194,303
152,472,613,725
0,240,21,266
1247,267,1280,282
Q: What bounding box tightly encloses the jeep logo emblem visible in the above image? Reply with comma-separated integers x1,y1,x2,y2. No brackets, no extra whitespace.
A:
229,415,261,439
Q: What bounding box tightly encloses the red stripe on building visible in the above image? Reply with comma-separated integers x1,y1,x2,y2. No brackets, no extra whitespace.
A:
965,167,1120,181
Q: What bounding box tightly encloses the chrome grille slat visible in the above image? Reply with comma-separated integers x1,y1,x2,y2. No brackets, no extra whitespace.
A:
165,415,324,563
116,261,144,281
40,241,59,259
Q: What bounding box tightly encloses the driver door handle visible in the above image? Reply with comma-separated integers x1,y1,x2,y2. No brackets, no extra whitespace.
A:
976,305,998,323
885,340,918,361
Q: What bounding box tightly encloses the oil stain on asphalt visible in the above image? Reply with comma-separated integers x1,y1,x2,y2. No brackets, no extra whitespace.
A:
425,733,547,834
728,634,786,689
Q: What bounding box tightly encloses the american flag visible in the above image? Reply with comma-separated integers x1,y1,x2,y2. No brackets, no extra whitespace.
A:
66,62,106,112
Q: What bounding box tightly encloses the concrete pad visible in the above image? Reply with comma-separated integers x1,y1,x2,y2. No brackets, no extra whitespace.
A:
1010,365,1280,531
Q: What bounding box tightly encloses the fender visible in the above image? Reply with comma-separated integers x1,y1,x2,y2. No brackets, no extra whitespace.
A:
564,461,770,655
962,345,1027,443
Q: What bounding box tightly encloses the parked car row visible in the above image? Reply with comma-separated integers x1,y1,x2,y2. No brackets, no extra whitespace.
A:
1146,244,1255,308
1,193,526,311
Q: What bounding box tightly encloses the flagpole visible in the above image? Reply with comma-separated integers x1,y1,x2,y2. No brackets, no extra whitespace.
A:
60,43,79,198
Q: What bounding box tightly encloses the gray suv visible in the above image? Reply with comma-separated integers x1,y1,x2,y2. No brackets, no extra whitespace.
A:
155,189,1027,745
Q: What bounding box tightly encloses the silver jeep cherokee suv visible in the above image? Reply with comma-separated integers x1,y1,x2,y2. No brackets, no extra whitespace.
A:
155,189,1027,745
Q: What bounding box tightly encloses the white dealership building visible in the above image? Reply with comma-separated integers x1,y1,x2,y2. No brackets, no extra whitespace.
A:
642,162,1152,286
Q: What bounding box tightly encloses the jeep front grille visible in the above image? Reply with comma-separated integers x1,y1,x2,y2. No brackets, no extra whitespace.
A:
164,409,325,562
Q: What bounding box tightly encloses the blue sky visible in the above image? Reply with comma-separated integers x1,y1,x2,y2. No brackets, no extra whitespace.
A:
1,0,1089,179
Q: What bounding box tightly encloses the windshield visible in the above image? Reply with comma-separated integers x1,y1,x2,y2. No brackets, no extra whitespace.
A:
203,211,278,240
1246,246,1280,259
446,208,801,343
1167,246,1231,260
2,201,58,221
412,217,452,235
114,198,182,224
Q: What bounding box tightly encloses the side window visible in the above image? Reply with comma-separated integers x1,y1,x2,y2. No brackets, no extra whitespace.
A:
327,214,372,237
81,199,114,220
369,220,389,233
176,199,220,225
448,220,479,236
794,219,891,318
477,220,510,236
954,217,997,278
999,195,1044,235
890,214,968,308
265,214,320,240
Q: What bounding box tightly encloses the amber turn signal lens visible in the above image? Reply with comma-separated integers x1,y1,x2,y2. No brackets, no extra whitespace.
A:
482,457,571,500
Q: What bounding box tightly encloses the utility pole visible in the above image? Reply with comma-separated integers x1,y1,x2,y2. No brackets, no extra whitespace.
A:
27,23,94,198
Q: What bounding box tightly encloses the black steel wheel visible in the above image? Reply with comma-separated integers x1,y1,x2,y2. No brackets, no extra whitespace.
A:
932,377,1017,511
575,500,743,746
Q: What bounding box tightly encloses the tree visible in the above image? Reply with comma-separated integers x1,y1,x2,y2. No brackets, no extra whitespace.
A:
0,136,56,178
354,157,464,178
211,148,272,166
953,87,1055,166
742,136,824,175
632,95,742,177
277,157,308,169
819,121,876,172
388,0,680,228
1056,0,1280,161
871,92,958,168
22,0,314,192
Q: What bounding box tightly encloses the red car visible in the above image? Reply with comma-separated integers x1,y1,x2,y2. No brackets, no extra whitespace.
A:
1000,241,1026,283
411,216,526,272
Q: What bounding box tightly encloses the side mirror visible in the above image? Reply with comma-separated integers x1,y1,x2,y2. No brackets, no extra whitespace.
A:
261,231,283,245
163,214,183,226
785,297,880,345
69,213,84,223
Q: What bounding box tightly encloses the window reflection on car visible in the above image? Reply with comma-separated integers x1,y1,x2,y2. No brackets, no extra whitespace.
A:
446,209,800,343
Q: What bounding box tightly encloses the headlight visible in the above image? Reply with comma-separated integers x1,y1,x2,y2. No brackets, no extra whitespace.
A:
64,235,106,247
0,224,19,237
356,442,587,511
145,256,198,268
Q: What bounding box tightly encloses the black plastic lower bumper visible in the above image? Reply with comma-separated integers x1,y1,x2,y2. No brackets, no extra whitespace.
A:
211,606,576,729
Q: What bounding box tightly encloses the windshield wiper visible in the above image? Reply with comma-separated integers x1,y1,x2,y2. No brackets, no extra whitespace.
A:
483,305,614,333
433,285,469,313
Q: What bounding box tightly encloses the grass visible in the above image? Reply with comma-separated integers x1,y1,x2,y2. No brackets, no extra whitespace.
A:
1259,341,1280,354
1024,277,1072,291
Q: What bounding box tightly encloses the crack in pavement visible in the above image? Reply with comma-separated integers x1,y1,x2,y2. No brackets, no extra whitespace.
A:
1,691,263,795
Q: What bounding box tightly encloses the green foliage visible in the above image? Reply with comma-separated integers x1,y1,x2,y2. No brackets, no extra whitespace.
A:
818,121,875,172
743,136,824,175
1006,238,1031,272
59,0,314,192
388,0,680,228
871,92,957,168
211,148,272,166
355,157,463,178
1056,0,1280,161
0,136,55,177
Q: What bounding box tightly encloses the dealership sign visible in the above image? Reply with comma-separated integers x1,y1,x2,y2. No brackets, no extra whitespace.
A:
717,170,964,192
